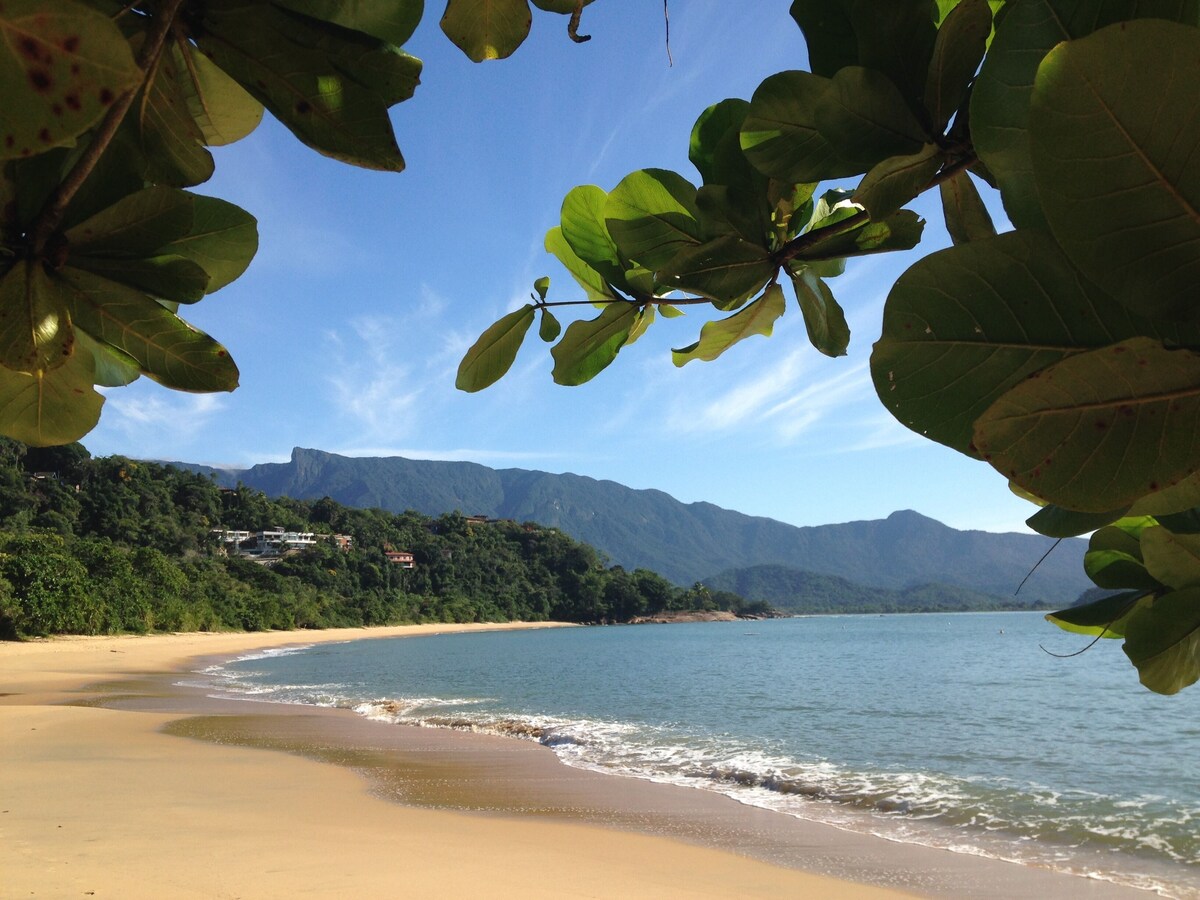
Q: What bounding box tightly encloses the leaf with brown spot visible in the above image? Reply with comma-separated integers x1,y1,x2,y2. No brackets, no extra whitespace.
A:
0,260,74,374
0,340,101,446
0,0,141,160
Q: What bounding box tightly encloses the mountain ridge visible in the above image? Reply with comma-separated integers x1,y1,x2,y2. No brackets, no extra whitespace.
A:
169,447,1089,604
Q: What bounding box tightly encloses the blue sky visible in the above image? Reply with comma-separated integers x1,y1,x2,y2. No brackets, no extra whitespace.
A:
83,3,1039,534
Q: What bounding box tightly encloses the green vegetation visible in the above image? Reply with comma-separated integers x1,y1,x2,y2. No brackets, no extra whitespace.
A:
3,2,1198,690
0,438,757,639
701,564,1033,615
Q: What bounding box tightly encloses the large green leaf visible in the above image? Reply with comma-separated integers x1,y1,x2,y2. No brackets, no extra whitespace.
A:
0,0,141,160
1046,590,1149,638
76,330,140,388
1122,587,1200,694
544,226,614,302
604,169,702,272
789,0,858,78
740,71,862,184
154,195,258,293
1130,473,1200,517
551,302,639,385
848,0,938,117
0,345,101,446
672,283,785,367
799,209,925,262
974,338,1200,511
1141,527,1200,590
194,1,419,171
1085,548,1159,590
59,266,238,392
939,170,996,245
560,185,626,289
0,261,74,373
456,303,535,393
1030,20,1200,321
872,232,1200,455
791,268,849,358
657,232,774,308
440,0,533,62
971,0,1198,229
924,0,991,131
816,67,928,171
853,144,944,220
1026,504,1127,538
690,99,752,189
127,36,214,187
66,254,210,304
174,42,263,147
689,100,772,243
275,0,425,46
64,186,194,257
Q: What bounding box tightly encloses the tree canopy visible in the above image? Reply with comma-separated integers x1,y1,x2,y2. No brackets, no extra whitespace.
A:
2,1,1199,691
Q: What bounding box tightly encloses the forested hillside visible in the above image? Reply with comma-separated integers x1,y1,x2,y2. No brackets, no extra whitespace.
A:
187,448,1091,603
0,441,758,639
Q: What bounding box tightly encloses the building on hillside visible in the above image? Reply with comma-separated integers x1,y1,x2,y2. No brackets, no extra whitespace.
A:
384,550,415,568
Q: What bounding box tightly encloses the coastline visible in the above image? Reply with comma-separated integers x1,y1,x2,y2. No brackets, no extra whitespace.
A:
1,625,1149,898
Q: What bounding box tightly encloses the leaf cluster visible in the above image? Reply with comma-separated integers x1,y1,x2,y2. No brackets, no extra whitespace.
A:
460,0,1200,693
1,0,596,445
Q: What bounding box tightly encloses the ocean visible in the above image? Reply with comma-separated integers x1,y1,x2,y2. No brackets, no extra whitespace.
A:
198,613,1199,897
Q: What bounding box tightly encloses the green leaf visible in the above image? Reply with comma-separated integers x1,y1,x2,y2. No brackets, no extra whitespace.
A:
1156,507,1200,534
657,232,774,308
789,0,858,78
456,304,535,392
1030,20,1200,321
0,261,74,373
440,0,533,62
791,268,849,358
657,303,684,319
626,304,654,345
128,38,214,187
1141,527,1200,590
871,231,1200,456
970,0,1199,230
195,2,419,171
560,185,626,288
690,98,752,188
533,276,550,302
1046,590,1148,638
925,0,991,131
0,0,141,160
1085,548,1159,591
67,254,211,304
939,170,996,245
64,186,194,257
551,302,639,386
0,345,101,446
1129,472,1200,518
544,226,614,302
741,71,862,183
1122,587,1200,694
799,209,925,263
151,195,257,294
816,67,928,171
848,0,938,117
174,42,263,147
76,330,140,388
1026,504,1128,538
58,266,238,392
274,0,425,46
853,144,944,220
604,169,702,272
537,307,560,342
672,283,785,367
974,338,1200,511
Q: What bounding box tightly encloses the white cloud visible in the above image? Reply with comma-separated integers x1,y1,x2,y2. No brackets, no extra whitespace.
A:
99,390,227,445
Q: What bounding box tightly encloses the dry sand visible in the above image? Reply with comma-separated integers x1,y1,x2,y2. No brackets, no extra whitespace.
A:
0,626,1149,898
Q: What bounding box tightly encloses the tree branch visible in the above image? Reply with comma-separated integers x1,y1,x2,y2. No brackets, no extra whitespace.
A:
29,0,187,256
773,151,978,267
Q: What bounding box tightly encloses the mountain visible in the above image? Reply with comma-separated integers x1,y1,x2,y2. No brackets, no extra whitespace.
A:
177,447,1089,604
700,564,1022,613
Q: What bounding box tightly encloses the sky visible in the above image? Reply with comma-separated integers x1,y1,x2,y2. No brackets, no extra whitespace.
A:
82,2,1041,535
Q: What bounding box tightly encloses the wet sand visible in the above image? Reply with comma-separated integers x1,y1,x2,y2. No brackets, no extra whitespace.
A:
1,626,1149,898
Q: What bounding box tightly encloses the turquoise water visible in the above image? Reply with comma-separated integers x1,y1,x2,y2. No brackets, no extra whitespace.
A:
205,613,1199,896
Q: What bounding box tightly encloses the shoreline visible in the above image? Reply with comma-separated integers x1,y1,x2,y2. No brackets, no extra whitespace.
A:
1,625,1151,898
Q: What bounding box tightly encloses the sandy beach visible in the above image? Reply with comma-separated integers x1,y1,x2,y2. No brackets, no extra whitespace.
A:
0,625,1150,898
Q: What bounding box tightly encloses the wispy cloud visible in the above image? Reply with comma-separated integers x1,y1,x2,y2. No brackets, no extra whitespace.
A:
327,446,568,465
99,390,228,445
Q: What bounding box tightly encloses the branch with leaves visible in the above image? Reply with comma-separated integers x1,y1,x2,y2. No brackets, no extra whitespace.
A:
458,0,1200,694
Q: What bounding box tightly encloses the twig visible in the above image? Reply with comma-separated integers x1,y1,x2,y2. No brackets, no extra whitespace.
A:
664,0,673,67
